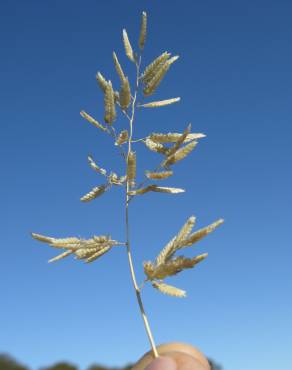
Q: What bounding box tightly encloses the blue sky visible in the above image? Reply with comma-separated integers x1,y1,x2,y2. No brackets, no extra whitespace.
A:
0,1,291,369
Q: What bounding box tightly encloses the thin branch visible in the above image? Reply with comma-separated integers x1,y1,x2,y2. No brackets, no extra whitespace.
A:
124,55,159,359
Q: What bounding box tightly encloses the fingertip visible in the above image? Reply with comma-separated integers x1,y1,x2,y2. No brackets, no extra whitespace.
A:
145,357,177,370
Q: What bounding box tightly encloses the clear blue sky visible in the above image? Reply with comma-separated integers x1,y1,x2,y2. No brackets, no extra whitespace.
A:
0,1,291,370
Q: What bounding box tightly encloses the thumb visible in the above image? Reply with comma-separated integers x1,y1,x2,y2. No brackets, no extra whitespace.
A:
132,343,210,370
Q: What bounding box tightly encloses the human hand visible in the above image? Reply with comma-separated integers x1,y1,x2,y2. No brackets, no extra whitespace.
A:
132,343,210,370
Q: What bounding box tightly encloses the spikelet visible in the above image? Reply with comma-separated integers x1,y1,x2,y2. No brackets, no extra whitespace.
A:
156,216,196,265
80,185,107,202
144,138,168,155
123,29,135,62
96,72,108,92
163,140,198,167
80,111,107,132
166,124,192,158
181,219,224,247
143,57,179,96
104,81,116,125
141,98,181,108
129,185,184,196
127,151,136,187
113,52,126,81
146,254,208,280
152,281,186,298
142,52,171,84
31,231,122,263
74,247,98,259
93,235,110,243
87,156,107,176
119,77,131,110
143,261,155,280
149,132,206,143
108,172,126,186
48,238,80,249
139,11,147,49
115,130,129,146
48,251,74,263
86,246,111,263
31,233,54,244
151,186,185,194
145,170,173,180
31,233,80,249
128,185,155,196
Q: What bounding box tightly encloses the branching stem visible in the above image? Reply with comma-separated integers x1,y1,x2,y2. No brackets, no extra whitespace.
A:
124,56,159,359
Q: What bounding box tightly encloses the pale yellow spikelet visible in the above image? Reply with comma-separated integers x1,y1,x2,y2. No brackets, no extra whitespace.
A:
145,170,173,180
148,254,207,280
152,281,186,298
108,172,124,186
142,52,170,84
127,151,136,187
93,235,110,243
49,237,81,249
141,98,181,108
96,72,108,92
129,185,184,196
48,251,73,263
113,52,126,81
151,186,185,194
128,185,155,196
31,233,80,250
31,233,54,244
75,247,99,259
80,111,107,132
119,77,131,110
144,138,168,155
143,261,156,280
143,57,179,96
181,219,224,247
104,81,116,125
150,132,206,143
155,216,196,265
166,124,192,158
123,29,135,62
86,246,111,263
80,185,107,202
139,11,147,50
87,156,107,176
163,140,198,167
115,130,129,146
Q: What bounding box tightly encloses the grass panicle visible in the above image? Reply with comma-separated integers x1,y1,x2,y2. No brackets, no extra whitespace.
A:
31,11,224,358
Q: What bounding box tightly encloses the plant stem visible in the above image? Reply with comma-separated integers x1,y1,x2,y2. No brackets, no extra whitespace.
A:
124,57,159,359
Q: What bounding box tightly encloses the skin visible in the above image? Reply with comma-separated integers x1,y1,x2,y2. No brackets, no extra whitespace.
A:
132,343,211,370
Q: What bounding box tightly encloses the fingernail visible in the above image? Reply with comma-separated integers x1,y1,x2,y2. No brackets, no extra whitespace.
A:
145,357,177,370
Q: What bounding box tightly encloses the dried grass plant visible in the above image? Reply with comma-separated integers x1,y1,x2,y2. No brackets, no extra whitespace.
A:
31,12,224,359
